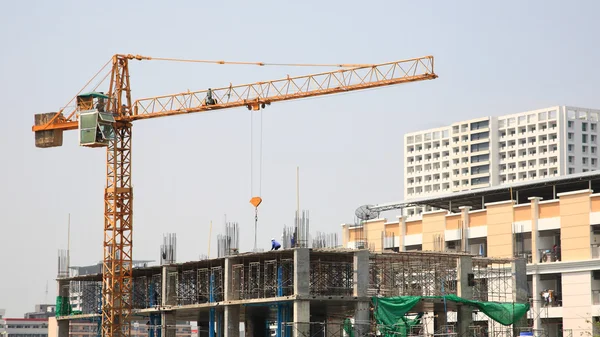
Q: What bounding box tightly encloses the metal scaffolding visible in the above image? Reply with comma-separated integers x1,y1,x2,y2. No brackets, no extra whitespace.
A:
369,252,459,297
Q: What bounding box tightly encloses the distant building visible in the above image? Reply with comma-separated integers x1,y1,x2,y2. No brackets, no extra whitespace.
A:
5,318,48,337
403,106,600,217
0,309,7,337
24,305,56,319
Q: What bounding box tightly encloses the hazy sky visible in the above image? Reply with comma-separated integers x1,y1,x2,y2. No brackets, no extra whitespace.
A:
1,0,599,317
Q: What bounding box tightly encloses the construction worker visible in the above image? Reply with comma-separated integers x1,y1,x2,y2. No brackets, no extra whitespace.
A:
271,238,281,251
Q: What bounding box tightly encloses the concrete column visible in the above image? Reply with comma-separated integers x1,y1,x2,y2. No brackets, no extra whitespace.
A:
456,256,473,337
399,215,407,252
531,273,542,331
56,279,69,337
353,250,370,335
197,320,209,337
293,300,310,337
161,312,176,337
353,250,369,297
294,248,310,296
57,320,68,337
512,258,529,336
459,206,472,252
225,257,239,301
529,197,543,264
162,266,177,306
433,303,448,332
224,306,240,337
293,248,311,337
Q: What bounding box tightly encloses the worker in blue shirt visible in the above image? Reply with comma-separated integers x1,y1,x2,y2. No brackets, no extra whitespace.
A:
271,238,281,251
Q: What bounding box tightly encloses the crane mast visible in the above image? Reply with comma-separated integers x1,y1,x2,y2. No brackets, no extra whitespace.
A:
32,54,437,337
104,54,134,337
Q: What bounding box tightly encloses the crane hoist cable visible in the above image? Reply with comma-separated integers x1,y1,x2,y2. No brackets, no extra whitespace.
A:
249,109,264,251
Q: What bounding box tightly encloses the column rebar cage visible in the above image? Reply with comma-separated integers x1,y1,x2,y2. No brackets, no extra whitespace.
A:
57,249,69,278
312,232,339,249
309,257,354,296
369,253,459,297
294,210,310,248
160,233,177,265
217,222,240,257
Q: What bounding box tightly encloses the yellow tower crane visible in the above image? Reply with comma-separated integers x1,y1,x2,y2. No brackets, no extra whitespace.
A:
31,53,437,337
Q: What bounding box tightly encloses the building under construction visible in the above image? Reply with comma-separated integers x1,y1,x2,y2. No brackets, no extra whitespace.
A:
51,245,528,337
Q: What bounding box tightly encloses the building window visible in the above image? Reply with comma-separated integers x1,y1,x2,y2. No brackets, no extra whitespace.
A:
568,132,574,140
583,123,588,131
568,156,574,163
569,168,575,174
583,157,588,165
583,134,588,143
471,120,489,130
583,146,588,153
568,144,574,152
471,177,490,185
471,165,490,175
568,121,574,128
470,131,489,141
593,158,598,166
470,142,489,152
592,124,597,131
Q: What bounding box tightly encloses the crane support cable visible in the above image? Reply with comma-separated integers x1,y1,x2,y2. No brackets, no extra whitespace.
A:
42,58,112,128
142,56,373,68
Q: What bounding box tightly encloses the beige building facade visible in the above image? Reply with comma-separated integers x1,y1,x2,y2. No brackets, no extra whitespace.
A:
344,174,600,336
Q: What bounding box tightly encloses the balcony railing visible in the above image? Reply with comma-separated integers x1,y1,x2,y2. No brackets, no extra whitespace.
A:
538,248,560,263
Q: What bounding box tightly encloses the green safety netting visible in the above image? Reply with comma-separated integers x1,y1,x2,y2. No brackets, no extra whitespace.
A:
55,296,72,317
373,294,529,335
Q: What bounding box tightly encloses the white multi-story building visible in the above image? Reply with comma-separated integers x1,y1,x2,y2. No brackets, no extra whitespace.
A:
404,106,600,216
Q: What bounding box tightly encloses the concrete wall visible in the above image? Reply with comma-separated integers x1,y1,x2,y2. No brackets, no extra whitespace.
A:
485,201,515,258
421,211,446,251
559,190,592,261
